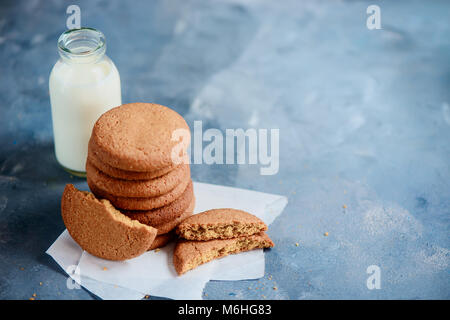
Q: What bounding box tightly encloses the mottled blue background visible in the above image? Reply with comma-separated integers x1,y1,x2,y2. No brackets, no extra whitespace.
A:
0,0,449,299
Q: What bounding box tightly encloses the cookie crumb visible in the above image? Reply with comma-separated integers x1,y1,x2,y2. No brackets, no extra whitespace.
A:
343,204,347,209
32,293,36,297
144,295,150,299
29,297,35,301
102,267,108,271
155,248,161,253
20,267,24,271
39,282,43,286
273,287,278,290
295,242,299,247
324,232,329,236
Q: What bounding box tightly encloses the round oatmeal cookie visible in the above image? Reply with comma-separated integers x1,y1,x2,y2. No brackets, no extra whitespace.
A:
87,176,191,211
86,161,189,198
87,152,177,181
122,181,193,229
89,103,190,172
151,197,195,235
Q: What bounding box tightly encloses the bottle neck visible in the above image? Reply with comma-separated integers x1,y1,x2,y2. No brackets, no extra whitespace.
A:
58,28,106,64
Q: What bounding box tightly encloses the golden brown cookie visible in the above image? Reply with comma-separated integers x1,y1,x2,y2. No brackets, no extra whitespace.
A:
87,152,177,181
61,184,157,261
122,181,194,234
87,177,191,210
151,196,195,235
173,232,274,275
176,208,267,240
86,161,190,198
148,232,175,251
89,103,190,172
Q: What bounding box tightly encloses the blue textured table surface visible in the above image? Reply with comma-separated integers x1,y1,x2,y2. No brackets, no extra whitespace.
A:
0,0,449,300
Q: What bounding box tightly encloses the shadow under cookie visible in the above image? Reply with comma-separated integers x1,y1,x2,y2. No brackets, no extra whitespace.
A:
148,232,176,251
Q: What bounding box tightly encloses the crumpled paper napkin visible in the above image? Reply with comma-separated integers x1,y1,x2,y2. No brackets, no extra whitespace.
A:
47,181,288,300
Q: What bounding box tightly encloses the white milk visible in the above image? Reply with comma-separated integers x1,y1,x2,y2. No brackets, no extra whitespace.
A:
49,28,121,175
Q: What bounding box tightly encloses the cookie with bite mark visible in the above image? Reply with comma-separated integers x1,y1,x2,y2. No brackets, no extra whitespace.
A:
176,208,267,240
61,184,157,261
173,232,274,275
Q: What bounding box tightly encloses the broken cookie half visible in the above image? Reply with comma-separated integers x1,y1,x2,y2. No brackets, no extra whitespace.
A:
174,208,274,275
174,232,274,275
176,208,268,240
61,184,157,261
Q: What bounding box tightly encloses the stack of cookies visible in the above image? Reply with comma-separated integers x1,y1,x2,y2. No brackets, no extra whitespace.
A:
173,209,274,275
86,103,193,251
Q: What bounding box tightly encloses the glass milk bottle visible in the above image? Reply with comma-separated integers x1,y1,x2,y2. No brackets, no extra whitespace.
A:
49,28,121,177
